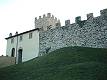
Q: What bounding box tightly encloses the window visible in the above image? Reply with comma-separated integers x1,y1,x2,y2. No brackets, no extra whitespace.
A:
29,33,32,39
20,35,23,41
11,38,14,43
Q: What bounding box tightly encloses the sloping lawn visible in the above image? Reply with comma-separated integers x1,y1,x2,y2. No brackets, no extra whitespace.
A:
0,46,107,80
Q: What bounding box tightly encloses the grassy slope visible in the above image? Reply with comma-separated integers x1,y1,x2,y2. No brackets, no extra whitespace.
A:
0,46,107,80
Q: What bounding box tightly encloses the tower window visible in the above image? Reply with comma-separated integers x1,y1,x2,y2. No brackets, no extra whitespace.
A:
29,33,32,39
20,35,23,41
11,38,14,43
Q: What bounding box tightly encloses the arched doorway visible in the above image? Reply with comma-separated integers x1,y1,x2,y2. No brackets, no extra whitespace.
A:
18,49,23,63
11,48,15,57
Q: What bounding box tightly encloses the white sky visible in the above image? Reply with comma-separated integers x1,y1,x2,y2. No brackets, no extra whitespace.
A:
0,0,107,56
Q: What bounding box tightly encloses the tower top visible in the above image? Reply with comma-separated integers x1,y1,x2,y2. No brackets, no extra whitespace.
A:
35,13,61,31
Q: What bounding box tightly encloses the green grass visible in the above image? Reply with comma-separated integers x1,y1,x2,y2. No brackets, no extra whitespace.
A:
0,46,107,80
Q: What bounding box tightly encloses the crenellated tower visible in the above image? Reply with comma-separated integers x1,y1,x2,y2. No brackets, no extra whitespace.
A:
35,13,61,31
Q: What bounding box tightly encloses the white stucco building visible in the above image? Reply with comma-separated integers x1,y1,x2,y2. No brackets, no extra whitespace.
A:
5,13,60,64
5,29,39,64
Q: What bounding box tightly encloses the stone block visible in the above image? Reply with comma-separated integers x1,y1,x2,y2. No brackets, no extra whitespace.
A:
87,13,93,20
65,20,70,26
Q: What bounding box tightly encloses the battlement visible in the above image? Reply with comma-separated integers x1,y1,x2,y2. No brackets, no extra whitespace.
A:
35,13,61,31
87,13,93,20
75,16,81,23
35,8,107,30
100,8,107,16
64,13,94,26
56,20,61,27
63,8,107,26
65,20,70,26
35,13,57,21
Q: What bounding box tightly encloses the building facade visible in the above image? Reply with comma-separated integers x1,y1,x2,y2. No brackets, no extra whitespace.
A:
5,29,39,64
5,13,60,64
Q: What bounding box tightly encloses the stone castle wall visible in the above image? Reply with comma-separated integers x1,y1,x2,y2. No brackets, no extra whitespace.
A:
35,13,60,31
39,9,107,55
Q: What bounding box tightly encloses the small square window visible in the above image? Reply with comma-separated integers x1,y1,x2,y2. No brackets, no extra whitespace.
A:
20,35,23,41
29,33,32,39
11,38,14,43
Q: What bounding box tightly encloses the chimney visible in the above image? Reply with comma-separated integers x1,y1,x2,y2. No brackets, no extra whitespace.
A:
9,33,12,37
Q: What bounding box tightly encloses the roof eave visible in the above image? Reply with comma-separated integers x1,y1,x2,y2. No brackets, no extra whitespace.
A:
5,28,39,40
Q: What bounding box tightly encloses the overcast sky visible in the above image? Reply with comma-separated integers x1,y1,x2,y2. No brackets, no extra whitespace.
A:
0,0,107,56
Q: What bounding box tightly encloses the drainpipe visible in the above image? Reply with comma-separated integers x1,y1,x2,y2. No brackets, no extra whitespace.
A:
15,31,18,64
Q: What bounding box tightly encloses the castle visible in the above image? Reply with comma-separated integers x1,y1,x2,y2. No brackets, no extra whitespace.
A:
5,8,107,64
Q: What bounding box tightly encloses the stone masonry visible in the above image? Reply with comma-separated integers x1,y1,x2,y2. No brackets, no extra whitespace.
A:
0,56,15,68
39,8,107,56
35,13,61,31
